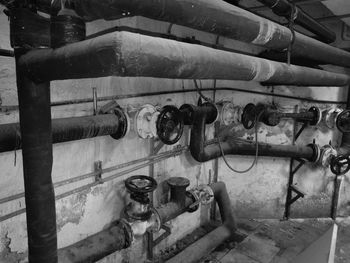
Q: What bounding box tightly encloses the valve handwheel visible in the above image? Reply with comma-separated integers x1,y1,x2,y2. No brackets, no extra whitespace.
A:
336,110,350,133
241,103,257,129
125,175,157,194
156,105,184,145
330,155,350,175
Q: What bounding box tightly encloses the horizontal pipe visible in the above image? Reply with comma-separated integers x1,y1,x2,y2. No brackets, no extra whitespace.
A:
166,182,237,263
18,31,350,86
256,0,336,43
190,105,316,163
155,196,194,224
58,221,131,263
0,114,123,153
34,0,350,68
0,49,14,57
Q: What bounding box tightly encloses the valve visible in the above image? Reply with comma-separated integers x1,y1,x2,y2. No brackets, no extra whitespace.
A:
187,184,214,212
330,155,350,175
156,105,184,145
336,109,350,133
124,175,157,221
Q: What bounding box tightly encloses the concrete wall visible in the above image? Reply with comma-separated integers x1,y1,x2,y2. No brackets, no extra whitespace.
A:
0,6,349,262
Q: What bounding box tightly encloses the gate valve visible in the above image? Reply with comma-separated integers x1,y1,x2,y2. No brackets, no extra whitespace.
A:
336,109,350,133
124,175,157,221
330,155,350,175
156,105,184,145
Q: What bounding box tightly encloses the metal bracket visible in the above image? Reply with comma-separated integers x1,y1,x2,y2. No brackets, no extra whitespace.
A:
94,161,103,184
152,224,171,246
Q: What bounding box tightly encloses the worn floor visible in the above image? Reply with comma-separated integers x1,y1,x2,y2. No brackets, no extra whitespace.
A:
200,218,350,263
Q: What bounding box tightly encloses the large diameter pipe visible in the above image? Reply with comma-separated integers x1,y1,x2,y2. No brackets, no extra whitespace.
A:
190,106,316,163
58,221,132,263
166,182,237,263
35,0,350,68
16,67,57,262
256,0,336,43
0,114,124,153
18,31,350,86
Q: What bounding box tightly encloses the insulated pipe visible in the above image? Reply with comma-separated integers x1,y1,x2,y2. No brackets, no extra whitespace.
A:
58,221,132,263
34,0,350,68
256,0,336,43
0,113,126,153
190,105,316,163
18,31,350,86
16,60,57,263
166,182,237,263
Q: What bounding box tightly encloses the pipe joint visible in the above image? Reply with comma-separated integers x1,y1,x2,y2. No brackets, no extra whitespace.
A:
180,103,218,125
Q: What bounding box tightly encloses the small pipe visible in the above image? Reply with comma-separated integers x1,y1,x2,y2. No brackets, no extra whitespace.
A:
18,31,350,86
190,105,316,163
166,182,237,263
0,49,14,57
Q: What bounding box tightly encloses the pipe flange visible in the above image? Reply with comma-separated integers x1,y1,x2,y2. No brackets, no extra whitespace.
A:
186,189,200,213
110,107,130,140
196,184,214,205
135,104,159,139
307,143,320,163
336,110,350,133
119,218,134,247
219,101,242,126
324,108,342,129
308,106,322,126
318,145,337,167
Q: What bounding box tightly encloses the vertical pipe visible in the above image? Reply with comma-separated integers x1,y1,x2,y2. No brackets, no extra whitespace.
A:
16,53,57,262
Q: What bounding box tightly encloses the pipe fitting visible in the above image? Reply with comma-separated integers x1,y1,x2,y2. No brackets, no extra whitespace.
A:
180,103,218,125
318,145,337,167
167,177,190,206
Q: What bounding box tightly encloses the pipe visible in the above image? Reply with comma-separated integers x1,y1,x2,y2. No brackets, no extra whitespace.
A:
18,32,349,86
166,182,237,263
57,221,132,263
15,59,57,262
0,113,127,153
256,0,336,43
34,0,350,68
190,105,316,163
0,49,14,57
339,88,350,155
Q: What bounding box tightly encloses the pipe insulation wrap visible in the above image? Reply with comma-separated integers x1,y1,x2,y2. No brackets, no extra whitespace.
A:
34,0,350,67
0,114,122,153
19,31,350,86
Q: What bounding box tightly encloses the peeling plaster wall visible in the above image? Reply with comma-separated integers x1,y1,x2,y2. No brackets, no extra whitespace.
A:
0,6,349,263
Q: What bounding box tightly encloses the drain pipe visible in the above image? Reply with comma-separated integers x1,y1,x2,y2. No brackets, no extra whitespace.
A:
17,31,350,86
189,104,317,163
0,106,128,153
33,0,350,68
256,0,336,44
10,7,57,263
166,182,237,263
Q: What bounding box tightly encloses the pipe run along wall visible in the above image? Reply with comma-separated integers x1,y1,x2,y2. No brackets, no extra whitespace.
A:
190,105,316,163
18,31,349,86
34,0,350,68
0,113,126,153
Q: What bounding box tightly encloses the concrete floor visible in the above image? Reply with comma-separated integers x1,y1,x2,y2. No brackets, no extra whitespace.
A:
200,218,350,263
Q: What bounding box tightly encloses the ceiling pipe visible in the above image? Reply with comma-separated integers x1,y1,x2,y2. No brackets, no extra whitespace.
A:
33,0,350,68
255,0,336,43
166,182,237,263
18,31,350,86
0,111,128,153
189,104,317,163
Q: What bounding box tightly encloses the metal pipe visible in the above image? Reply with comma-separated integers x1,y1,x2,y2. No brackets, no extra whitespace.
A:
57,221,131,263
0,49,14,57
18,32,349,86
0,113,126,153
339,88,350,155
256,0,336,43
34,0,350,68
15,56,57,263
190,105,316,163
166,182,237,263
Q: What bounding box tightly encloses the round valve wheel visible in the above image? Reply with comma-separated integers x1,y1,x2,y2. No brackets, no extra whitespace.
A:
241,103,257,129
330,155,350,175
125,175,157,194
336,110,350,133
156,105,184,145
